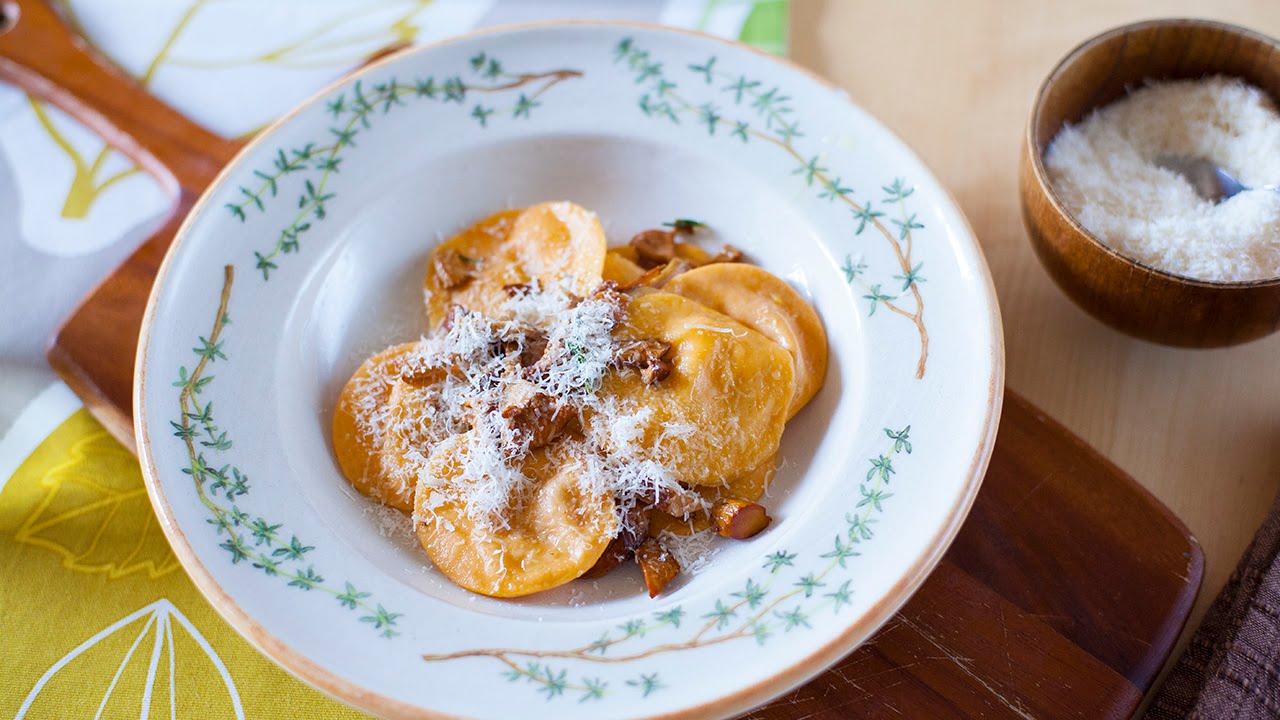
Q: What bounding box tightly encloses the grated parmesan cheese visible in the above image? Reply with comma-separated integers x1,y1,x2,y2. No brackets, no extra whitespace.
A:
350,257,754,575
656,529,720,575
361,499,416,539
369,276,706,565
1045,77,1280,282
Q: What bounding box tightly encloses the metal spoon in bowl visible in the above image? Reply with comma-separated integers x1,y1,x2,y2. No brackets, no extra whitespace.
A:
1155,155,1280,202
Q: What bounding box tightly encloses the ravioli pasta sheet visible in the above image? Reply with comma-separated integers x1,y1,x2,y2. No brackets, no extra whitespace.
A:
333,201,827,598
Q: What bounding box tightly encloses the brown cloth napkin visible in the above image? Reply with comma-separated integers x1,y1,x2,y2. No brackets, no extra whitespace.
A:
1150,492,1280,719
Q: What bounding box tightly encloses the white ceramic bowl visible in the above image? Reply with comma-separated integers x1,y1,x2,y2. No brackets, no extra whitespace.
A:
136,22,1003,720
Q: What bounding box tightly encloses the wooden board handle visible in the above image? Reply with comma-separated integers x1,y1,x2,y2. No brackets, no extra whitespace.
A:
0,0,240,193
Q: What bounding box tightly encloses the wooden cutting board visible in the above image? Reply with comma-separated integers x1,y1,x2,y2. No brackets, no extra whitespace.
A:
0,2,1202,717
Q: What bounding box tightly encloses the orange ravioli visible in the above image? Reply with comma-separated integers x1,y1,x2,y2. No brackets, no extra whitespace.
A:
719,453,777,502
424,209,521,330
376,370,455,512
425,202,607,329
415,435,617,598
505,202,608,295
602,250,645,284
590,291,794,489
332,342,426,512
665,263,827,417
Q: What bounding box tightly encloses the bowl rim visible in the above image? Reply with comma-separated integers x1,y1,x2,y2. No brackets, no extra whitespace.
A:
133,18,1006,720
1025,16,1280,290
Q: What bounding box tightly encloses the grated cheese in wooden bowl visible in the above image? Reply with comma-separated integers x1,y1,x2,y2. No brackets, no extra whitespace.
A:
1045,76,1280,282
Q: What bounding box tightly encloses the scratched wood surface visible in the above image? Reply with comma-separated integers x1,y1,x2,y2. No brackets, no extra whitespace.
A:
0,2,1203,718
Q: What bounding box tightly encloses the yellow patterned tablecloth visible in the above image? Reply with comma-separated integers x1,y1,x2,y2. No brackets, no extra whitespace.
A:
0,2,786,717
1,410,367,717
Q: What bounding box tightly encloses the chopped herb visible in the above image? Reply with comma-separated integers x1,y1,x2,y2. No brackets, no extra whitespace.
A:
565,340,589,363
661,218,707,233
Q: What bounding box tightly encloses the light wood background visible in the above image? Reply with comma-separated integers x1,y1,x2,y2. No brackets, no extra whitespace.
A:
791,0,1280,698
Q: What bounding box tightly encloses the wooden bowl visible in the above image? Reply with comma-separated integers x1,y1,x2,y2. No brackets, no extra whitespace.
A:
1020,19,1280,347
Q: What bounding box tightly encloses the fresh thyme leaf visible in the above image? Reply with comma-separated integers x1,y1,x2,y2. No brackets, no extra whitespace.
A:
661,218,707,233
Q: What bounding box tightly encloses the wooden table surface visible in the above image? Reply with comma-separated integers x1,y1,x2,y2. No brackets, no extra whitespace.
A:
790,0,1280,700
